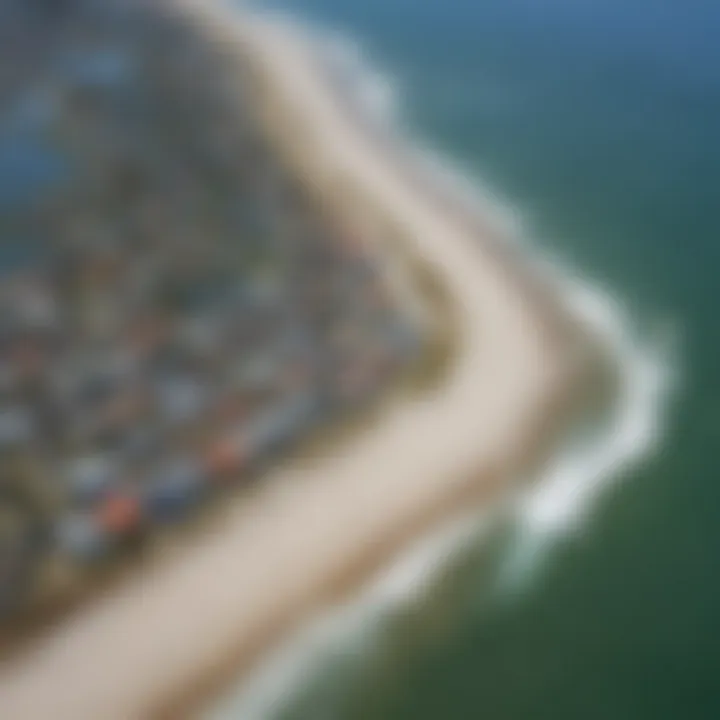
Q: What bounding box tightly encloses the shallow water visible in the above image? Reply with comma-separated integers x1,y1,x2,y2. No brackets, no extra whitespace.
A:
216,1,720,717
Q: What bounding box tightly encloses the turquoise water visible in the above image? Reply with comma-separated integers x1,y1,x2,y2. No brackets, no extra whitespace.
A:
235,1,720,717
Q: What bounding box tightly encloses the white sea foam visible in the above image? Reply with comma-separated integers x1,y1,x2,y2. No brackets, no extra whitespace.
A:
208,509,488,719
209,11,678,719
497,274,678,594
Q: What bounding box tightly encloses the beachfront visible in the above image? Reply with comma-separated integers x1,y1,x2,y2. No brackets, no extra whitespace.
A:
0,1,590,717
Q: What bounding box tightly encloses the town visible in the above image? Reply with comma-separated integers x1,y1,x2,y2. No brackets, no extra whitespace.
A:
0,0,422,615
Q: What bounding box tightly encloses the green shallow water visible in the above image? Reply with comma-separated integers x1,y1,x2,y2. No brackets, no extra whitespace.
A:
228,1,720,717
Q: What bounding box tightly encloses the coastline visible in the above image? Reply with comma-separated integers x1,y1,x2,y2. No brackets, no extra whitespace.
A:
0,3,596,718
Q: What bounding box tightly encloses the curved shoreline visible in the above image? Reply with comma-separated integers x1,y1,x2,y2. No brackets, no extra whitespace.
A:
0,4,591,718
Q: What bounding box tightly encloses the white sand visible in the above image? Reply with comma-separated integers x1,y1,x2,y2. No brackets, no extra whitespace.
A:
0,6,571,719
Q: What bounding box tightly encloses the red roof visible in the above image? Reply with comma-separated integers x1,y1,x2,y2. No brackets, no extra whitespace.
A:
204,436,245,478
97,493,142,534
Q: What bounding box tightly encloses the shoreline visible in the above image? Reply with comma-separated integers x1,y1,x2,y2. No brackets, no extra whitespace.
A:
0,3,596,718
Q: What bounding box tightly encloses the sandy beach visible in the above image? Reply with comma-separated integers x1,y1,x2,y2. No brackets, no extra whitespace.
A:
0,4,584,718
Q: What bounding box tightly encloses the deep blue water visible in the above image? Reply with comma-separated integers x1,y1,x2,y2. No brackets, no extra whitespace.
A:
245,1,720,717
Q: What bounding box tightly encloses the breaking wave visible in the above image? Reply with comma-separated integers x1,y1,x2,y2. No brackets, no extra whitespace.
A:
208,9,678,719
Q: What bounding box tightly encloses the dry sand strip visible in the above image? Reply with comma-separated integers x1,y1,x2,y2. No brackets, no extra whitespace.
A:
0,5,578,719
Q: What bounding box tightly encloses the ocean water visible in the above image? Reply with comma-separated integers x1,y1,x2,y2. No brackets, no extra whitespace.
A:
215,0,720,718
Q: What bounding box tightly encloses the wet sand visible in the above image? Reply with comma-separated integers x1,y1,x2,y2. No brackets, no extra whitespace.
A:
0,4,583,718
